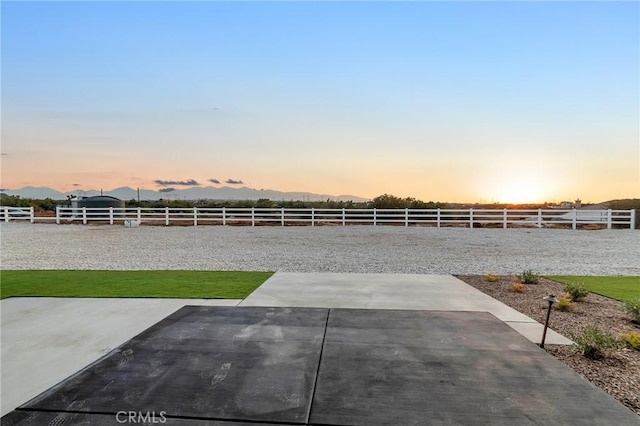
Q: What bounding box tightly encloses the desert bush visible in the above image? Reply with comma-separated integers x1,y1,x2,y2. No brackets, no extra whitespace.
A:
563,282,589,302
369,194,445,209
484,273,500,282
509,282,526,293
620,332,640,350
556,293,574,312
570,325,622,359
518,269,539,284
625,297,640,323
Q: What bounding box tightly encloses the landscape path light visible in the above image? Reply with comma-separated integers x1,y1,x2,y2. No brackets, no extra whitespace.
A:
540,294,559,348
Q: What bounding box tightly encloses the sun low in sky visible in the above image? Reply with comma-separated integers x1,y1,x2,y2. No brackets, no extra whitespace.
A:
1,1,638,203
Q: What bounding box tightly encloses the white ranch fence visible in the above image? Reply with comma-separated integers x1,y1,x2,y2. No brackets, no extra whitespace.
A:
1,206,636,229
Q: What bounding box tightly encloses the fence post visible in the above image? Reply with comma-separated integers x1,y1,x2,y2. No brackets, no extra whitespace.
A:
137,207,141,222
437,208,441,228
469,208,474,229
311,208,315,226
572,209,577,230
607,209,612,230
194,207,198,227
82,207,87,225
251,207,255,227
405,208,409,227
109,207,114,225
503,209,507,229
165,207,169,226
2,207,7,223
222,207,226,226
30,206,35,223
537,209,542,229
56,206,60,224
631,209,636,230
342,208,346,226
281,207,285,226
373,208,377,226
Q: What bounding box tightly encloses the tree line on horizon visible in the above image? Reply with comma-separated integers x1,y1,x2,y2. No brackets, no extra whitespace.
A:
0,192,593,213
0,193,445,211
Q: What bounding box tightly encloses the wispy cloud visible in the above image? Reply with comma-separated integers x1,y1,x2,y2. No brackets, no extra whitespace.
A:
179,107,221,114
208,178,221,184
1,153,8,156
154,179,200,187
72,183,81,187
159,187,176,193
225,179,244,185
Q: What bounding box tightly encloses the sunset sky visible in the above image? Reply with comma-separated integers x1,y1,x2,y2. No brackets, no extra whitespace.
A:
2,1,638,203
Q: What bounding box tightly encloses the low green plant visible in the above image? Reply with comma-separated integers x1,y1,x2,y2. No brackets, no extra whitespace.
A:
556,293,574,312
620,332,640,350
563,282,590,302
518,269,539,284
570,325,622,359
625,297,640,323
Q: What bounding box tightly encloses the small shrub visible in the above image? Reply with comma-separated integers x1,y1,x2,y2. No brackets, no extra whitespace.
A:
518,269,539,284
620,331,640,350
484,273,500,282
570,325,622,359
509,282,526,293
556,293,574,312
625,297,640,323
563,282,589,302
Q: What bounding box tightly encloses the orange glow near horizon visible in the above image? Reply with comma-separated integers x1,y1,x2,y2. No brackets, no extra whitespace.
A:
473,168,560,204
1,151,637,204
490,183,549,204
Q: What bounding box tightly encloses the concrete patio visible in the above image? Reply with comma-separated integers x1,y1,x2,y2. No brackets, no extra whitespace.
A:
0,297,242,416
0,273,594,423
3,306,637,425
240,273,572,345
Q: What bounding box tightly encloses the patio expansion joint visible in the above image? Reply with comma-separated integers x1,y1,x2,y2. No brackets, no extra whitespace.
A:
304,309,330,425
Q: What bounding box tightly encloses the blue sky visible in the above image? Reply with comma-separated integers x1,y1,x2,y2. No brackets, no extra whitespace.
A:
2,1,638,203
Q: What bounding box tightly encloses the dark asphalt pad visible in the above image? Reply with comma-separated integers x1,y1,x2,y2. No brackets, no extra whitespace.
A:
16,306,328,424
310,309,639,425
0,410,285,426
7,307,639,425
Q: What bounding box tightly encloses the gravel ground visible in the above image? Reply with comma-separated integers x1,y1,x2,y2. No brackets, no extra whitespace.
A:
1,223,638,275
458,275,640,416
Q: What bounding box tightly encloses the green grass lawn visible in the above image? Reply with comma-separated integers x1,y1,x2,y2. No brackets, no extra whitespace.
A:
546,275,640,303
0,270,273,300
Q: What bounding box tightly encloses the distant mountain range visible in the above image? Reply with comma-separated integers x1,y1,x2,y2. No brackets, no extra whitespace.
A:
1,186,370,202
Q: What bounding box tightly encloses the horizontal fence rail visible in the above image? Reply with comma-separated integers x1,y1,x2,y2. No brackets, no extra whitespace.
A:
1,206,636,229
1,206,35,223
